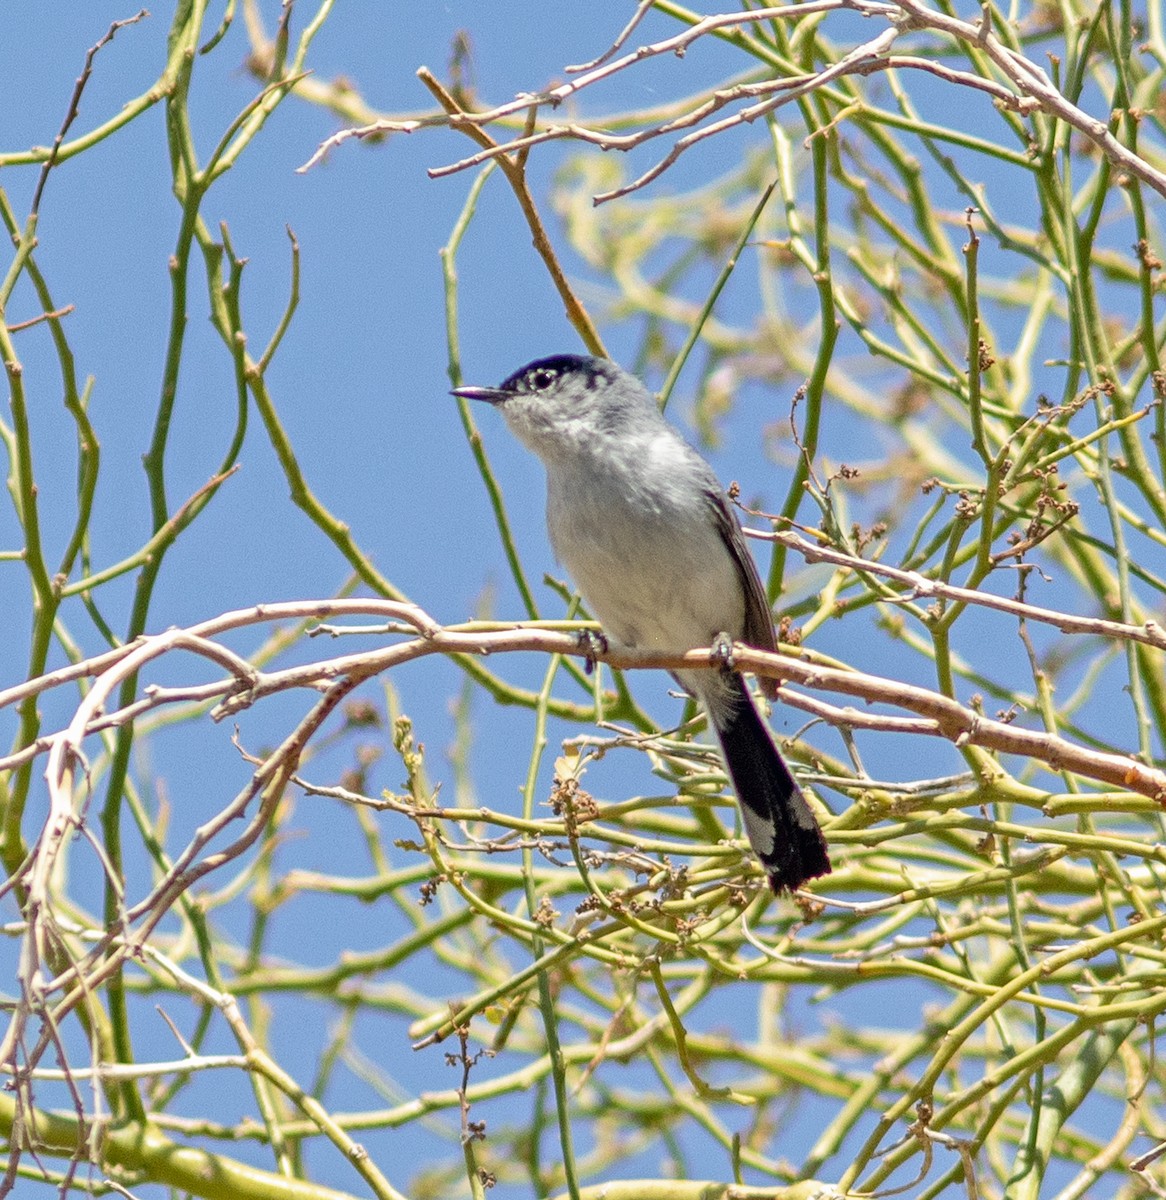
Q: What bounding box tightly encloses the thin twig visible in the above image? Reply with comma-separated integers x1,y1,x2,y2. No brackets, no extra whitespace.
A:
31,11,149,215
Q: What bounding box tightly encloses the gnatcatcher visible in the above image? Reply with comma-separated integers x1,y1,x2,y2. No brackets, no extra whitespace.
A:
453,354,830,892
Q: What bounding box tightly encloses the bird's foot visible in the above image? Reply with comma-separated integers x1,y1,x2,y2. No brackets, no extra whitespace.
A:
710,630,736,673
575,628,608,675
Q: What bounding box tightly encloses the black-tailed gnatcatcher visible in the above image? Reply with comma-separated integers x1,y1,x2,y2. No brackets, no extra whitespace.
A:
453,354,830,892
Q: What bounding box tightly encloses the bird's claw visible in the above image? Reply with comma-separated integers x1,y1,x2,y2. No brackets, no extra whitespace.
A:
711,631,736,673
576,628,608,675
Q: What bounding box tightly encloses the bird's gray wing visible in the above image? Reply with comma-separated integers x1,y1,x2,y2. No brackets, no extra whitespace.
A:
703,488,779,697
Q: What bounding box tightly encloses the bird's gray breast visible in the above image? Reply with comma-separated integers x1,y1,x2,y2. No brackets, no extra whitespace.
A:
544,432,746,654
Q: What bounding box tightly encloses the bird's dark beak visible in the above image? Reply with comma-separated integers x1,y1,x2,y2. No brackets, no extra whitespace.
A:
451,384,507,405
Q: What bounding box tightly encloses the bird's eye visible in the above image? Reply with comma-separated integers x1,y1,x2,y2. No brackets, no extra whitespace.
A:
529,368,557,391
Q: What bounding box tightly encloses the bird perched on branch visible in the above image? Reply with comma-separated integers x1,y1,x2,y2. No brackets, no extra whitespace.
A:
454,354,830,892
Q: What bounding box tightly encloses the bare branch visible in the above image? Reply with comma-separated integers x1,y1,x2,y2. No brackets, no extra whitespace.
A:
3,602,1161,804
564,0,656,73
763,529,1166,652
299,0,1166,205
892,0,1166,200
31,11,149,215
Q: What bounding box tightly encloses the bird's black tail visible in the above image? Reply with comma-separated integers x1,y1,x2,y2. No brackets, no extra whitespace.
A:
709,675,831,892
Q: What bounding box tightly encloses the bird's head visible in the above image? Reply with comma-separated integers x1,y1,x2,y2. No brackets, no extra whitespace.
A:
452,354,656,461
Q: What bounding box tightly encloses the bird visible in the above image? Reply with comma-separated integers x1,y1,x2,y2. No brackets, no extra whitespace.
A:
453,354,830,893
